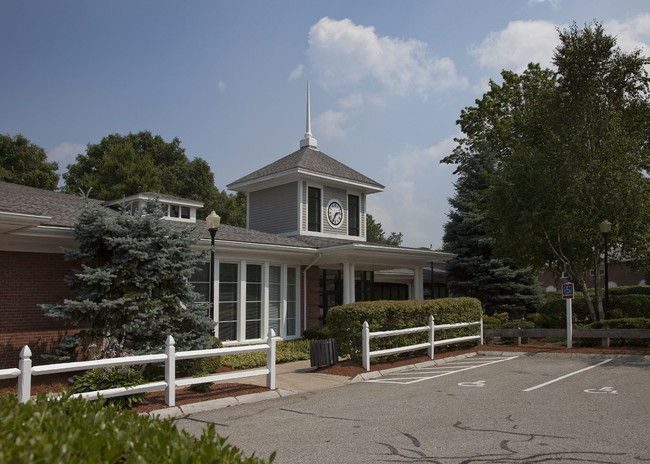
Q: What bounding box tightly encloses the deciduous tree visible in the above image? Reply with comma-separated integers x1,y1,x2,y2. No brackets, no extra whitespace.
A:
0,134,59,189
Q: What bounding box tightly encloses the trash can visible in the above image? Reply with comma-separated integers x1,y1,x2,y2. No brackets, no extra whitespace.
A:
309,338,338,367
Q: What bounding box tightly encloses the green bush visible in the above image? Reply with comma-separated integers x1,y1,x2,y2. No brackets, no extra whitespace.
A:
69,366,147,409
221,340,310,369
0,393,274,463
525,313,543,327
326,298,483,360
538,288,650,327
178,336,224,377
303,326,333,340
502,321,535,329
582,317,650,330
483,315,501,329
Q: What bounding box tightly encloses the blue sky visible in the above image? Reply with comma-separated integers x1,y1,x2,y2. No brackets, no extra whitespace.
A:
2,1,649,248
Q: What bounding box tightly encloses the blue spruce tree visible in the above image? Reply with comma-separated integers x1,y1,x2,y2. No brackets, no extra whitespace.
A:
44,199,213,359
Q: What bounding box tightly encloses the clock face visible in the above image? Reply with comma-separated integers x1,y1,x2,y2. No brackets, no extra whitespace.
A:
327,200,343,227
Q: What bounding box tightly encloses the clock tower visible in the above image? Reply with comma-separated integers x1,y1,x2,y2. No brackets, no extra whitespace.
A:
227,82,384,242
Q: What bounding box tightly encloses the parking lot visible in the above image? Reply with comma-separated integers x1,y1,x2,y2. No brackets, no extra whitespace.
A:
176,353,650,463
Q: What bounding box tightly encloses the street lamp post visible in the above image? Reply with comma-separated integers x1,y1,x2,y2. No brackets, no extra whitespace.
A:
599,220,612,319
206,211,221,321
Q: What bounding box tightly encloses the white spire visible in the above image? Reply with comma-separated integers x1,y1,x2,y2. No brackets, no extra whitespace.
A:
300,80,318,149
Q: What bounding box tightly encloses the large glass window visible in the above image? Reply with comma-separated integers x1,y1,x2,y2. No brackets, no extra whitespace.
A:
268,266,281,336
246,264,262,339
308,187,321,232
348,194,359,236
355,270,374,302
286,268,297,336
218,263,238,341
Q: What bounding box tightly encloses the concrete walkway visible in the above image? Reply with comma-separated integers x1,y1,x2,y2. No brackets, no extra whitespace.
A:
147,360,355,419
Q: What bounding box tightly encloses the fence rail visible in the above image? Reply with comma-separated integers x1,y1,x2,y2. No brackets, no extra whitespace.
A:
0,330,277,406
362,316,483,371
484,328,650,348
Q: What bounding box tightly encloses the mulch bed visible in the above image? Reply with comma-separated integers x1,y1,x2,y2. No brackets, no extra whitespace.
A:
2,343,648,414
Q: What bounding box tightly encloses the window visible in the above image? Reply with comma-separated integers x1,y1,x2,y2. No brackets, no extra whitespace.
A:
170,205,180,218
355,271,374,301
218,263,238,341
246,264,262,339
348,194,359,236
268,266,281,336
308,187,321,232
286,268,297,336
180,206,190,219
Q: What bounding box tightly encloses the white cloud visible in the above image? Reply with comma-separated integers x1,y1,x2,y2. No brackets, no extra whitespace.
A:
470,20,560,73
307,17,467,97
369,137,457,248
47,142,85,169
217,81,226,92
313,109,351,138
338,93,363,110
606,14,650,55
289,64,304,80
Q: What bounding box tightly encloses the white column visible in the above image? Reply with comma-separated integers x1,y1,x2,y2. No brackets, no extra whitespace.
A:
343,262,356,304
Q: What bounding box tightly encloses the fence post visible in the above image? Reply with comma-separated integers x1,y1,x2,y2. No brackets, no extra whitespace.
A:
266,329,276,389
480,317,484,345
428,315,435,359
362,321,370,371
18,346,32,404
164,335,176,406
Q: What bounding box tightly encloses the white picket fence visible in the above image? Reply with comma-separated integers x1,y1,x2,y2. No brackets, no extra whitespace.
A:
362,316,483,371
0,330,277,406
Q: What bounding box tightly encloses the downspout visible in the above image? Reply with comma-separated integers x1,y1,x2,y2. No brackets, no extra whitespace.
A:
303,253,322,333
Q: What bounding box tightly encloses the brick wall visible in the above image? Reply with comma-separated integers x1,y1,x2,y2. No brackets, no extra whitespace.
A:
0,251,78,368
539,262,646,291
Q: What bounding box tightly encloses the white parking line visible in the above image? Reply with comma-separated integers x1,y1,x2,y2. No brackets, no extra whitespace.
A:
368,356,518,385
523,358,613,392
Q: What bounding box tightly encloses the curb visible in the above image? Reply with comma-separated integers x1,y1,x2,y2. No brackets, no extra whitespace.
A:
147,388,300,419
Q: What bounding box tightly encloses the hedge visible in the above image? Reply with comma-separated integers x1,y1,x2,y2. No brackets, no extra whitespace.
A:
325,297,482,360
536,287,650,327
0,393,274,463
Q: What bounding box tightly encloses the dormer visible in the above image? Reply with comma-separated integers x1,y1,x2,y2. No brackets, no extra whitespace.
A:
227,82,384,241
103,192,203,223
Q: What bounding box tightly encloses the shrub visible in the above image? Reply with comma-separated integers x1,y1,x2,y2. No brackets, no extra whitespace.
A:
582,317,650,330
303,326,333,340
326,298,482,360
178,336,224,378
502,321,535,329
69,365,147,408
0,393,274,463
220,340,310,369
483,315,502,329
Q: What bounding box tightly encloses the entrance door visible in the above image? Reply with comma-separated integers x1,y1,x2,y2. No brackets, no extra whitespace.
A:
319,270,342,324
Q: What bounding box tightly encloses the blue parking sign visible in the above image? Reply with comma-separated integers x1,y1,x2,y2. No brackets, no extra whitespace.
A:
562,283,574,299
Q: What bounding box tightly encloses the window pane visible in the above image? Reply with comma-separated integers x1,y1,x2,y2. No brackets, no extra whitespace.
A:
170,205,180,218
219,322,236,341
246,302,261,320
220,263,238,282
246,320,261,339
269,266,281,283
181,206,190,219
246,264,262,283
269,319,280,334
348,194,359,236
193,283,209,302
269,302,281,319
219,302,237,321
219,283,238,302
246,284,261,301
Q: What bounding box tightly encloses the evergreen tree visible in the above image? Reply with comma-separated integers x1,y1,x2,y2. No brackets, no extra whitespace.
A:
442,148,544,318
44,199,214,359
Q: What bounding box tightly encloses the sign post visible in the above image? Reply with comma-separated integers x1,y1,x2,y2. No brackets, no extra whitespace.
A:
562,283,574,349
